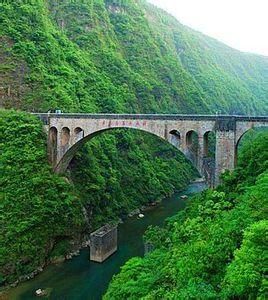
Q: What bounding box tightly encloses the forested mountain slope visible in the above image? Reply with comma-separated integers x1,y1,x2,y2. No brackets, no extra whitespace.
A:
105,131,268,299
0,0,267,286
0,110,195,284
0,0,267,114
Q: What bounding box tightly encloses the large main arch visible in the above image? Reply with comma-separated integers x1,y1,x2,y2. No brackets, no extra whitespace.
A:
53,125,203,175
37,113,268,186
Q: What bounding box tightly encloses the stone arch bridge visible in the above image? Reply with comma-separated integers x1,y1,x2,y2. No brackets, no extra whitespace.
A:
36,113,268,187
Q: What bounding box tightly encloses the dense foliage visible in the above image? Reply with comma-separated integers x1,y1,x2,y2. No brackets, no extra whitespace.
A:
105,131,268,299
0,111,195,285
70,130,196,228
0,0,267,114
0,110,83,284
0,0,267,288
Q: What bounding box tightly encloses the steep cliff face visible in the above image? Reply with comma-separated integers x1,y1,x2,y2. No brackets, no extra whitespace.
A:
0,0,267,114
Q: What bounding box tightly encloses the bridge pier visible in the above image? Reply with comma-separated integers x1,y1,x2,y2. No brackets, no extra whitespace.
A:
215,131,236,185
214,118,236,185
197,135,205,175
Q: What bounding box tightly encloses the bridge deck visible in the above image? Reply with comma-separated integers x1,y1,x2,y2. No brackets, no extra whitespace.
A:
34,113,268,122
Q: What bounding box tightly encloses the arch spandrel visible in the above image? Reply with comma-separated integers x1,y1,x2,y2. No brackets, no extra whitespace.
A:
234,123,268,167
54,124,186,173
43,114,268,187
235,121,268,144
48,118,216,178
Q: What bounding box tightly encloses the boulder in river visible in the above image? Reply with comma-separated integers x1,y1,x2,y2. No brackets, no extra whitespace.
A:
35,288,52,297
128,209,140,217
35,289,46,296
138,214,145,218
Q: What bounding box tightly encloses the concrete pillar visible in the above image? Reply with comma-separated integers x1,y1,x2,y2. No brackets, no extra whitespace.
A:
48,127,58,167
214,117,237,186
56,129,62,167
90,224,118,263
215,131,236,185
197,135,204,176
180,132,188,157
59,127,71,163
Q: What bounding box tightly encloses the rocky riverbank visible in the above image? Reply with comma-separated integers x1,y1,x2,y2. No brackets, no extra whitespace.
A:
0,205,148,292
0,235,91,295
1,185,197,296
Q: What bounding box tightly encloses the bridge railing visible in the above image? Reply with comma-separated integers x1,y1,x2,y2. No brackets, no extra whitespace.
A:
32,113,268,123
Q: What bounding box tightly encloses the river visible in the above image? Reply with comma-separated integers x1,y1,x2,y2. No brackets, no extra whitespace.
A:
6,182,206,300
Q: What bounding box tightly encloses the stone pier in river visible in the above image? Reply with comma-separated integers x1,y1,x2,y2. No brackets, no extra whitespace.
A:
90,224,118,263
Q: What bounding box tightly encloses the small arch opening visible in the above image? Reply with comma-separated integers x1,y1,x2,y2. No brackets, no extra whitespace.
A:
203,131,216,158
169,130,181,138
61,127,70,147
169,130,181,148
74,127,84,142
186,130,198,148
186,130,198,166
48,127,57,165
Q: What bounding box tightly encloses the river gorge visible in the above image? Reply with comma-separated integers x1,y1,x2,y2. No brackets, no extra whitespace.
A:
5,182,206,299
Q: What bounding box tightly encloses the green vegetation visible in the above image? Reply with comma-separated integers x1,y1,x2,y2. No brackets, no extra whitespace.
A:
0,0,267,288
0,110,83,284
105,131,268,299
0,110,195,284
70,130,196,228
0,0,267,114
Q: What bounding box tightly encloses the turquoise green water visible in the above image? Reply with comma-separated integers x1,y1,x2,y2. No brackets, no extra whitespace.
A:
7,182,206,300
